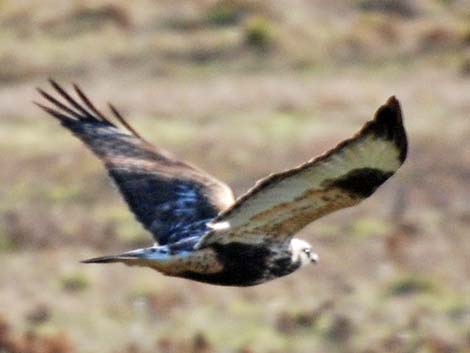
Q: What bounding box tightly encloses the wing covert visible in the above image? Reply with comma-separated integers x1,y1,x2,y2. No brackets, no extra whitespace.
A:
197,96,407,248
36,80,235,245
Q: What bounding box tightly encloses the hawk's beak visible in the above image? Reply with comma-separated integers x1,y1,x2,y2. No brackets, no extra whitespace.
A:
310,252,319,264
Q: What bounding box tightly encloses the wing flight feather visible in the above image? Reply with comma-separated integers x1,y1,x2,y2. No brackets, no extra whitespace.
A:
197,97,407,248
36,80,235,245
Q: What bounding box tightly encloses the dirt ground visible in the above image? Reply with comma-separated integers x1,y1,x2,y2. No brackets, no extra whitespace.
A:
0,1,469,353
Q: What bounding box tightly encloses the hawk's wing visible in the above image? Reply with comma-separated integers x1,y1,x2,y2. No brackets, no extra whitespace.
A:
197,97,407,248
36,80,235,245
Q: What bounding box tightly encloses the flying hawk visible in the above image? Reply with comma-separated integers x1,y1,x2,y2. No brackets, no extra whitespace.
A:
36,80,407,286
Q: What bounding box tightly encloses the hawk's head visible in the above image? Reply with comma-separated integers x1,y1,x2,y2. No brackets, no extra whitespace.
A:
290,238,319,267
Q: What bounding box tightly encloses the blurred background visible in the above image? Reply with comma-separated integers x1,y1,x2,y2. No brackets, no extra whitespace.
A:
0,1,469,352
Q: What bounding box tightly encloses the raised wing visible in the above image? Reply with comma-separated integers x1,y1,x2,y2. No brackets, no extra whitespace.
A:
197,96,407,248
36,80,235,245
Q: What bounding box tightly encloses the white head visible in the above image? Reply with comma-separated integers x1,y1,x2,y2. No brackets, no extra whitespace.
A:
290,238,319,267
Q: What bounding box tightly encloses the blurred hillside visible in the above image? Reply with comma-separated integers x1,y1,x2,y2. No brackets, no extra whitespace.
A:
0,1,469,353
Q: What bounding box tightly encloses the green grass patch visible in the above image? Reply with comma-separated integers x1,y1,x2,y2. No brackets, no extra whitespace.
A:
348,217,390,238
0,229,13,252
244,16,276,50
386,274,438,297
59,272,90,293
207,2,245,26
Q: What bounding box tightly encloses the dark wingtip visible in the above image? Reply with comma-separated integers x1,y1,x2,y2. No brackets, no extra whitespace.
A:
48,78,60,89
383,96,402,122
36,87,52,101
33,101,47,111
371,96,407,163
33,101,47,114
33,101,71,122
108,102,143,139
376,96,402,122
385,95,399,107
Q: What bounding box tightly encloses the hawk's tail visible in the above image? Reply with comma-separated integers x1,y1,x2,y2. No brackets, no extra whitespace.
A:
81,255,128,264
82,247,164,266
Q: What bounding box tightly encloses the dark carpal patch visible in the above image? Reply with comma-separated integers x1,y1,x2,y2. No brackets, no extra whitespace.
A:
325,168,393,197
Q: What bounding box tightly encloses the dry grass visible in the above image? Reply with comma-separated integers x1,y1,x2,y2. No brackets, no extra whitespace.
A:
0,1,469,353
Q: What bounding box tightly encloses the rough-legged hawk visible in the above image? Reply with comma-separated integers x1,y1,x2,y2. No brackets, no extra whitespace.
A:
36,80,407,286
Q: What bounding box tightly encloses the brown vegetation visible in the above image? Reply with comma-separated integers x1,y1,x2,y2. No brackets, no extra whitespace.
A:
0,1,468,353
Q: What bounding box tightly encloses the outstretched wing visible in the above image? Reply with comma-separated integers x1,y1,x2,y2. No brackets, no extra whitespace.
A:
197,96,407,248
36,80,235,245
